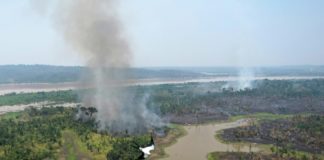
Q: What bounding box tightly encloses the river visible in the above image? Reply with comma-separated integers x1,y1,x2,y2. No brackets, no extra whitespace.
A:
1,76,323,95
162,119,259,160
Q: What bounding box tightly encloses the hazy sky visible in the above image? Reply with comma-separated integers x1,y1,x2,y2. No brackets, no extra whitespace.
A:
0,0,323,67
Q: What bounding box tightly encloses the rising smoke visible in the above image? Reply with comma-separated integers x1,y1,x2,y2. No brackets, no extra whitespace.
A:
31,0,164,134
222,68,255,91
237,68,255,89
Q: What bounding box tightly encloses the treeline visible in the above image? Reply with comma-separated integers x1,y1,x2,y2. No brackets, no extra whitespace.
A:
0,90,79,106
241,79,324,97
0,107,151,160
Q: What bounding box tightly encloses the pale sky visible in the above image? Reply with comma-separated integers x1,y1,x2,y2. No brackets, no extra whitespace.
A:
0,0,323,67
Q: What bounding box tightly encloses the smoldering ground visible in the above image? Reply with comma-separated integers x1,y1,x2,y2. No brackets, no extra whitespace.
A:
222,68,256,91
30,0,165,134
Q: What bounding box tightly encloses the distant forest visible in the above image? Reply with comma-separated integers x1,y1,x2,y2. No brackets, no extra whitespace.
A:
0,65,203,84
0,65,82,84
0,65,324,84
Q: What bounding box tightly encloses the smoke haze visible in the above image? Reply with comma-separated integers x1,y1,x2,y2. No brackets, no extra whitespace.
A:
31,0,163,134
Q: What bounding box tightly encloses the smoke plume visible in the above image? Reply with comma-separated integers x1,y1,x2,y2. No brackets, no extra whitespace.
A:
222,68,255,91
31,0,163,134
237,68,255,90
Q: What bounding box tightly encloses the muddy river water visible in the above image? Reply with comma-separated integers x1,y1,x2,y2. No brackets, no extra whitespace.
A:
162,119,259,160
1,76,323,96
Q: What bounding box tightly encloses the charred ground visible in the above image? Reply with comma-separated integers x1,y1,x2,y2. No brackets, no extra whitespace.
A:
220,115,324,154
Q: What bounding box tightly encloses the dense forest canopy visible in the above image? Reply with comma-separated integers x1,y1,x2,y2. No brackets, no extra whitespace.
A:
0,107,152,160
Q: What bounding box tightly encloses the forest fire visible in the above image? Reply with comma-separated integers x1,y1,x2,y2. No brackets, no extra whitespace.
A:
31,0,165,134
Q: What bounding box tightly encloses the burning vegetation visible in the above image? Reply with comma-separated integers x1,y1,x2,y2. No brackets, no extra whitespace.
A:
31,0,165,135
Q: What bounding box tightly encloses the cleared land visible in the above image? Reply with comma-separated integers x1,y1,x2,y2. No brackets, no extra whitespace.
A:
220,115,324,154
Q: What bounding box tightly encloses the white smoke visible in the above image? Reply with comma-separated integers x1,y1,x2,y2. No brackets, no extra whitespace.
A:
222,68,255,91
237,68,254,90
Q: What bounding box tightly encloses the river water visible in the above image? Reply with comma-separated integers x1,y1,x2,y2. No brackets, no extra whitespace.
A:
162,119,259,160
1,76,323,95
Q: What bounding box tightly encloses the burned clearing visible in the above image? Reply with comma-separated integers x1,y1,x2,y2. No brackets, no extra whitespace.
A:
220,115,324,154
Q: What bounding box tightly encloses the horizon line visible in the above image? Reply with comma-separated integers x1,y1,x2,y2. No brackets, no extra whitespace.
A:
0,64,324,69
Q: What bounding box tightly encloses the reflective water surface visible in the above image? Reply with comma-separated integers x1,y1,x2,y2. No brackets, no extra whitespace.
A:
162,119,259,160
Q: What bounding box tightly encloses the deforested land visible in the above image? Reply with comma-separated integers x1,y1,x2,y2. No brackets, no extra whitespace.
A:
0,67,324,159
